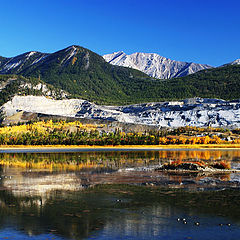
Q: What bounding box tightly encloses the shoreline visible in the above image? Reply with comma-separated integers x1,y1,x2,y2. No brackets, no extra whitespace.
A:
0,144,240,152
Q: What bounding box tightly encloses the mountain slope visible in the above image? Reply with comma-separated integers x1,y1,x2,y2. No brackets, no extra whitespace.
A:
103,51,212,79
0,52,49,74
0,46,152,104
3,95,240,128
225,59,240,66
0,46,240,105
0,75,66,107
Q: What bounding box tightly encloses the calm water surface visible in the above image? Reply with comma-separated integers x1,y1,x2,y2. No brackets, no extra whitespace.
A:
0,149,239,240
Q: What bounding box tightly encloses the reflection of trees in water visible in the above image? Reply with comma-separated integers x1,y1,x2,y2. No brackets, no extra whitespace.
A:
0,151,161,170
157,150,240,162
102,187,240,238
0,150,238,239
108,185,240,223
0,164,5,190
0,190,45,235
0,150,239,171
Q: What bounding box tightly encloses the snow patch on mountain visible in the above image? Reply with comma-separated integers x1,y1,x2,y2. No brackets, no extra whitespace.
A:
61,46,78,65
103,52,212,79
3,60,22,71
3,96,240,128
27,51,37,58
31,54,49,65
221,59,240,68
230,59,240,65
0,51,47,74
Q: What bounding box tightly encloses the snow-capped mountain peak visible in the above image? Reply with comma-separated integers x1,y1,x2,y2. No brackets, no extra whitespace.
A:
103,52,212,79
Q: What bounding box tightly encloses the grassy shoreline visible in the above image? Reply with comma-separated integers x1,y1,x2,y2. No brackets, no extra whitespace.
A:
0,144,240,150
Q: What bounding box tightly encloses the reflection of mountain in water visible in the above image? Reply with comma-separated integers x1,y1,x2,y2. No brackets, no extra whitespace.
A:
0,190,110,239
1,150,240,198
2,166,122,198
3,164,239,199
3,169,83,196
103,205,174,238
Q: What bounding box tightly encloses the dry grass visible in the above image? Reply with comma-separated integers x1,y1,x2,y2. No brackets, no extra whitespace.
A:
0,144,240,150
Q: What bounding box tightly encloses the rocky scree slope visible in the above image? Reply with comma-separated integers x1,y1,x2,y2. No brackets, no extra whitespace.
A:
0,75,66,108
103,51,212,79
3,96,240,128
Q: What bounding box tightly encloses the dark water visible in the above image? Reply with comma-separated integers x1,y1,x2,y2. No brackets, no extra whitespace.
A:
0,149,239,239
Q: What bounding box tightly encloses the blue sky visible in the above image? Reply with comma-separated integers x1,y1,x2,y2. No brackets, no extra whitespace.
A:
0,0,239,66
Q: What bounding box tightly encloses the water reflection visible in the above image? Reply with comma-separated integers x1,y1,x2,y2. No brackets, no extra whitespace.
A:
0,186,239,240
1,149,240,170
0,150,239,195
0,150,239,239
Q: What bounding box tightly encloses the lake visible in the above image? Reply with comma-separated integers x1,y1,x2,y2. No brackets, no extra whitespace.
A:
0,149,239,239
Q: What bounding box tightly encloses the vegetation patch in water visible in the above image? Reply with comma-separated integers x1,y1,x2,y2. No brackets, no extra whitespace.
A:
158,160,231,171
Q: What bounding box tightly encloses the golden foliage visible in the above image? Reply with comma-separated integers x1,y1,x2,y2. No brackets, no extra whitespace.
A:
72,57,77,65
0,120,100,135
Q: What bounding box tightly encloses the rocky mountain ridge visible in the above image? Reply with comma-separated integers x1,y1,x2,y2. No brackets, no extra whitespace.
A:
0,51,49,74
103,51,212,79
0,46,240,106
1,47,239,81
227,59,240,66
0,46,153,105
0,46,83,74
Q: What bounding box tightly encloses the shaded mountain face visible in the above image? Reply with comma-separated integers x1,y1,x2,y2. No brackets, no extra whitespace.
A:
0,52,49,74
103,51,212,79
0,46,151,104
0,46,94,75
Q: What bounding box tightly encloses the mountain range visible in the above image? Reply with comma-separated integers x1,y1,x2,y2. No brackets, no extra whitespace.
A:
0,45,240,127
103,51,212,79
0,45,240,106
2,46,239,82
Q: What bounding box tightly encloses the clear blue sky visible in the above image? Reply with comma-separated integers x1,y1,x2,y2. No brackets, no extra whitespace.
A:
0,0,239,66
